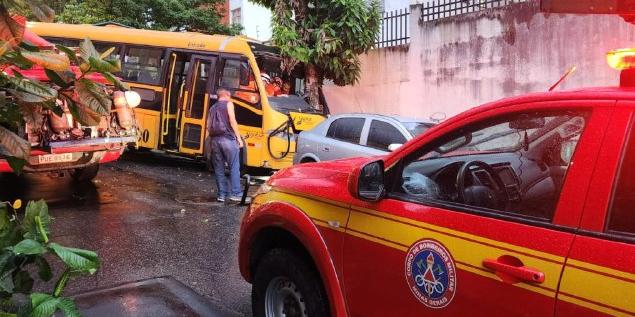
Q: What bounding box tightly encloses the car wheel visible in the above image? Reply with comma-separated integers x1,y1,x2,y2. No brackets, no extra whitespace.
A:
300,158,316,164
70,164,100,182
252,249,329,317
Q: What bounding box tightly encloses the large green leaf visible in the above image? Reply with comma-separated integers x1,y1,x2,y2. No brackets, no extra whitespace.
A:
0,252,14,293
21,200,50,243
48,243,99,274
25,0,55,23
101,72,129,91
5,75,57,106
55,298,79,317
30,293,58,317
79,38,99,63
55,45,78,65
73,78,110,126
13,239,44,255
0,125,29,160
20,51,70,72
88,56,120,73
0,98,23,130
0,7,24,46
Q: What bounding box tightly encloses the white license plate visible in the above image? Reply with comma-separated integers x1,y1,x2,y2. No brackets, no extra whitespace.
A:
38,153,74,164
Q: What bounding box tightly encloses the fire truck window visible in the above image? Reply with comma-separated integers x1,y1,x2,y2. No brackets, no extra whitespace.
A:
122,46,164,85
396,111,588,222
367,120,407,151
327,118,365,145
608,123,635,236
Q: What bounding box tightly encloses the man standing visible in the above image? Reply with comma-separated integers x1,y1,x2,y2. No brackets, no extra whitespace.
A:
207,88,244,202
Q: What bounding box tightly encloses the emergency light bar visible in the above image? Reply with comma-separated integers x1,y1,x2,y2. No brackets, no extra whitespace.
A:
607,48,635,70
606,48,635,87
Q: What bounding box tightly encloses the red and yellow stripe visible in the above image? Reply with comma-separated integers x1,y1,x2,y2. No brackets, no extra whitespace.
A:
253,189,635,316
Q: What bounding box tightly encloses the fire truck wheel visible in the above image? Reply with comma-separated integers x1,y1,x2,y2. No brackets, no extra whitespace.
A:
252,248,329,317
70,164,100,182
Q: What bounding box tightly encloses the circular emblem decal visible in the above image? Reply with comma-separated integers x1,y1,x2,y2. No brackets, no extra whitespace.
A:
405,239,457,309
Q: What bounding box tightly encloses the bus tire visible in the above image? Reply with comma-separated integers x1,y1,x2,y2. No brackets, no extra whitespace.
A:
70,164,100,182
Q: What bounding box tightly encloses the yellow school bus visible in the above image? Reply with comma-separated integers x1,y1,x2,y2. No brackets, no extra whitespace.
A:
28,22,326,170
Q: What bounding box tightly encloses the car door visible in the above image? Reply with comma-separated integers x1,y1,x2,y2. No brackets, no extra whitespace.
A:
556,104,635,316
364,119,409,154
319,117,368,161
342,102,612,316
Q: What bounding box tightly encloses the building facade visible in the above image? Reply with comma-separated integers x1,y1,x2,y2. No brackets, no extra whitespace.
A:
229,0,272,41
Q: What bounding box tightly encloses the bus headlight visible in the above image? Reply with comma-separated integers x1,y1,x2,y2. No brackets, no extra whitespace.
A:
125,91,141,108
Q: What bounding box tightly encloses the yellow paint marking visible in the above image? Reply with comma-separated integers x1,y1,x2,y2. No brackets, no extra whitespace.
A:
313,219,346,233
347,230,408,252
567,259,635,282
560,266,635,314
255,188,635,316
273,189,350,208
559,294,634,317
347,210,563,291
262,191,350,227
352,207,563,263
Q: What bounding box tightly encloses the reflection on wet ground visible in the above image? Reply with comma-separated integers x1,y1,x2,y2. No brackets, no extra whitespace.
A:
0,150,253,316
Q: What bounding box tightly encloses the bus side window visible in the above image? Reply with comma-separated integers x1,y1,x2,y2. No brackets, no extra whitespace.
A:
122,46,164,85
219,59,260,107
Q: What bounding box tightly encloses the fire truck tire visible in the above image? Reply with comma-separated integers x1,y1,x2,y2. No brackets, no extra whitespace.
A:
252,248,329,317
70,164,100,182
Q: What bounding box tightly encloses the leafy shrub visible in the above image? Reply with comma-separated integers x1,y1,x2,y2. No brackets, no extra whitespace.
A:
0,200,99,317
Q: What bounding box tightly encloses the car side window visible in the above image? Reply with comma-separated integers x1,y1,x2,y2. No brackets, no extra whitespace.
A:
326,118,365,144
394,111,588,222
367,120,407,151
607,121,635,237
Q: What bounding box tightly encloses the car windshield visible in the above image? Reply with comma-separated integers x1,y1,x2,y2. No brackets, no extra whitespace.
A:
268,95,320,114
402,122,434,137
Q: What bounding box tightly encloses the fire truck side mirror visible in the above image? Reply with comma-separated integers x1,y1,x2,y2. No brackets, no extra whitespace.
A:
351,160,386,202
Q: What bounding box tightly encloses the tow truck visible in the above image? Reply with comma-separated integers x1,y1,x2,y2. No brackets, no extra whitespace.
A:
0,31,139,181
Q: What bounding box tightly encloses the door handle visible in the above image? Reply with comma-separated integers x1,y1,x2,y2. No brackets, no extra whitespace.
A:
323,146,330,152
483,256,545,284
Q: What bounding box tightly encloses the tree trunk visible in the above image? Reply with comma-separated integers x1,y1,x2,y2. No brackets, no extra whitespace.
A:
305,63,322,112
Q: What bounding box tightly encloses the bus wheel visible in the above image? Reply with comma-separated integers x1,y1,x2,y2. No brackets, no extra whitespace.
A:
70,164,100,182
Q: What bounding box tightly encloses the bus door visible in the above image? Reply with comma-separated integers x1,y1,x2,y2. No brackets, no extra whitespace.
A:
178,55,217,155
161,51,190,149
216,55,264,168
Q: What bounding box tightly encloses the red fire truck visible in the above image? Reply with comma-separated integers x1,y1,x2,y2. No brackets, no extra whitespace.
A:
239,2,635,316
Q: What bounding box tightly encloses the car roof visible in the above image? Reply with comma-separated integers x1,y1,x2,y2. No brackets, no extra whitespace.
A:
329,113,435,124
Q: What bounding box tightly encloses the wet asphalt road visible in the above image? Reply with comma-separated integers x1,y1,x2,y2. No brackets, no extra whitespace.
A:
0,151,255,316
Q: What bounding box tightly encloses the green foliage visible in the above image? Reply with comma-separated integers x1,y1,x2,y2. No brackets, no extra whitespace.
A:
56,0,241,35
0,1,127,173
253,0,380,107
0,200,99,317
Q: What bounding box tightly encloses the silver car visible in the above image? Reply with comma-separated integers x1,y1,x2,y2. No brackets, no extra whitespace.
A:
293,113,434,164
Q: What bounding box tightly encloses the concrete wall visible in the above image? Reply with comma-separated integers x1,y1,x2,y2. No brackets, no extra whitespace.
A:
324,1,635,121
